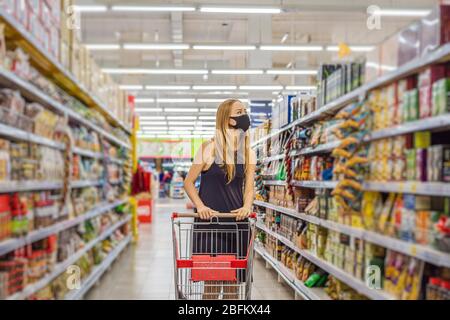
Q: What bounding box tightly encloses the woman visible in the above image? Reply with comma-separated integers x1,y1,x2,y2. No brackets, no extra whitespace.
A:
184,99,256,299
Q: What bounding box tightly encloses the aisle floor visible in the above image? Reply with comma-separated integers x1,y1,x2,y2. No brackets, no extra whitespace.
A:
86,198,294,300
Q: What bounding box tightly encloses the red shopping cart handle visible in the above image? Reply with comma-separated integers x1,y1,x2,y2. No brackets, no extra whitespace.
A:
172,212,257,219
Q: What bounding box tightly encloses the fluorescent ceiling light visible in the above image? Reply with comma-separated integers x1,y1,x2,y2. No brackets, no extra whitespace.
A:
200,108,217,113
139,116,165,120
165,108,199,112
120,85,144,90
124,43,190,50
260,45,323,51
373,9,430,17
326,45,375,52
169,127,194,130
166,116,197,120
73,5,107,12
137,135,158,138
239,85,284,90
158,134,179,138
135,108,163,112
112,6,195,12
200,7,281,14
197,99,226,103
250,103,269,107
211,69,264,75
168,121,196,125
196,121,216,126
102,68,208,75
85,44,120,50
192,85,237,90
158,98,196,103
145,85,191,90
135,98,155,103
139,121,167,125
285,85,317,90
266,69,317,75
138,131,167,135
199,116,216,120
192,45,256,50
140,126,169,130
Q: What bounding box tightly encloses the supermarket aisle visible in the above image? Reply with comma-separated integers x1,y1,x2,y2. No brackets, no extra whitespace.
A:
86,198,294,300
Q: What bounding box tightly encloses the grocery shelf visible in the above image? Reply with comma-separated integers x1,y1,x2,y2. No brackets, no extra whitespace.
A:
255,222,396,300
0,199,128,257
110,157,125,165
65,235,132,300
263,180,287,186
262,154,285,163
72,180,103,188
254,244,331,300
73,148,103,159
0,180,111,197
254,200,450,268
0,123,66,150
6,215,132,300
251,43,450,147
291,180,338,189
0,10,131,135
290,141,341,157
0,68,131,150
0,181,63,193
365,114,450,142
363,181,450,197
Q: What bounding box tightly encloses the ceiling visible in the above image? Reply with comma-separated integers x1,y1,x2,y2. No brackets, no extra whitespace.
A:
75,0,439,136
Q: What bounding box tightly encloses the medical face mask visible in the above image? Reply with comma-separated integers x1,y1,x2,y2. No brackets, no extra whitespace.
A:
230,114,250,132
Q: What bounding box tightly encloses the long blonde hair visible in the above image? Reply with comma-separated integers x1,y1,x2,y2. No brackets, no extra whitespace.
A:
213,99,250,184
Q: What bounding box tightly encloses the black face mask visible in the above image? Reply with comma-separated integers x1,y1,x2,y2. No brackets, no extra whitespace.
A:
230,114,251,132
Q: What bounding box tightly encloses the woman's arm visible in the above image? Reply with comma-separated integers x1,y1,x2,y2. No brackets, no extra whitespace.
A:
184,141,217,219
233,149,256,221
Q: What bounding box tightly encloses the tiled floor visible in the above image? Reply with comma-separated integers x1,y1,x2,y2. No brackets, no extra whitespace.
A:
86,198,294,300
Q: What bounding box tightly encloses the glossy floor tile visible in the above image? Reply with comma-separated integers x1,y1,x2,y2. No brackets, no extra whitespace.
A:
85,198,294,300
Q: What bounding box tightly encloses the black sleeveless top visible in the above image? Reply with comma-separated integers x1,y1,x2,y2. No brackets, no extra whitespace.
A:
199,160,244,213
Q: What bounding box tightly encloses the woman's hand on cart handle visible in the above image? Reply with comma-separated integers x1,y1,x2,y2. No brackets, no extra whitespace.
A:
197,205,218,220
231,206,252,221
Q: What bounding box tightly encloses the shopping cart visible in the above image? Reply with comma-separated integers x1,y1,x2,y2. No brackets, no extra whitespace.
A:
171,212,256,300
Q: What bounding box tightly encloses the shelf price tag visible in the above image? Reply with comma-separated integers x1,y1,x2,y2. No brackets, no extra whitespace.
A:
410,182,418,193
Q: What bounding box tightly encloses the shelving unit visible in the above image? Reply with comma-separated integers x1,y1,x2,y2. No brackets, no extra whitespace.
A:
6,215,131,300
254,244,331,300
0,199,128,257
252,43,450,148
64,234,132,300
255,222,396,300
252,31,450,300
0,6,134,301
0,9,131,135
254,200,450,268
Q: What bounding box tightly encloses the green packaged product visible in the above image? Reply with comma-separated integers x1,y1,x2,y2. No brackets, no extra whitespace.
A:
304,271,325,288
408,89,419,121
406,149,416,180
432,78,450,116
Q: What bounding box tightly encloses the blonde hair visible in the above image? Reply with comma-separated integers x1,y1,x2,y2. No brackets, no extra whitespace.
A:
214,99,250,184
